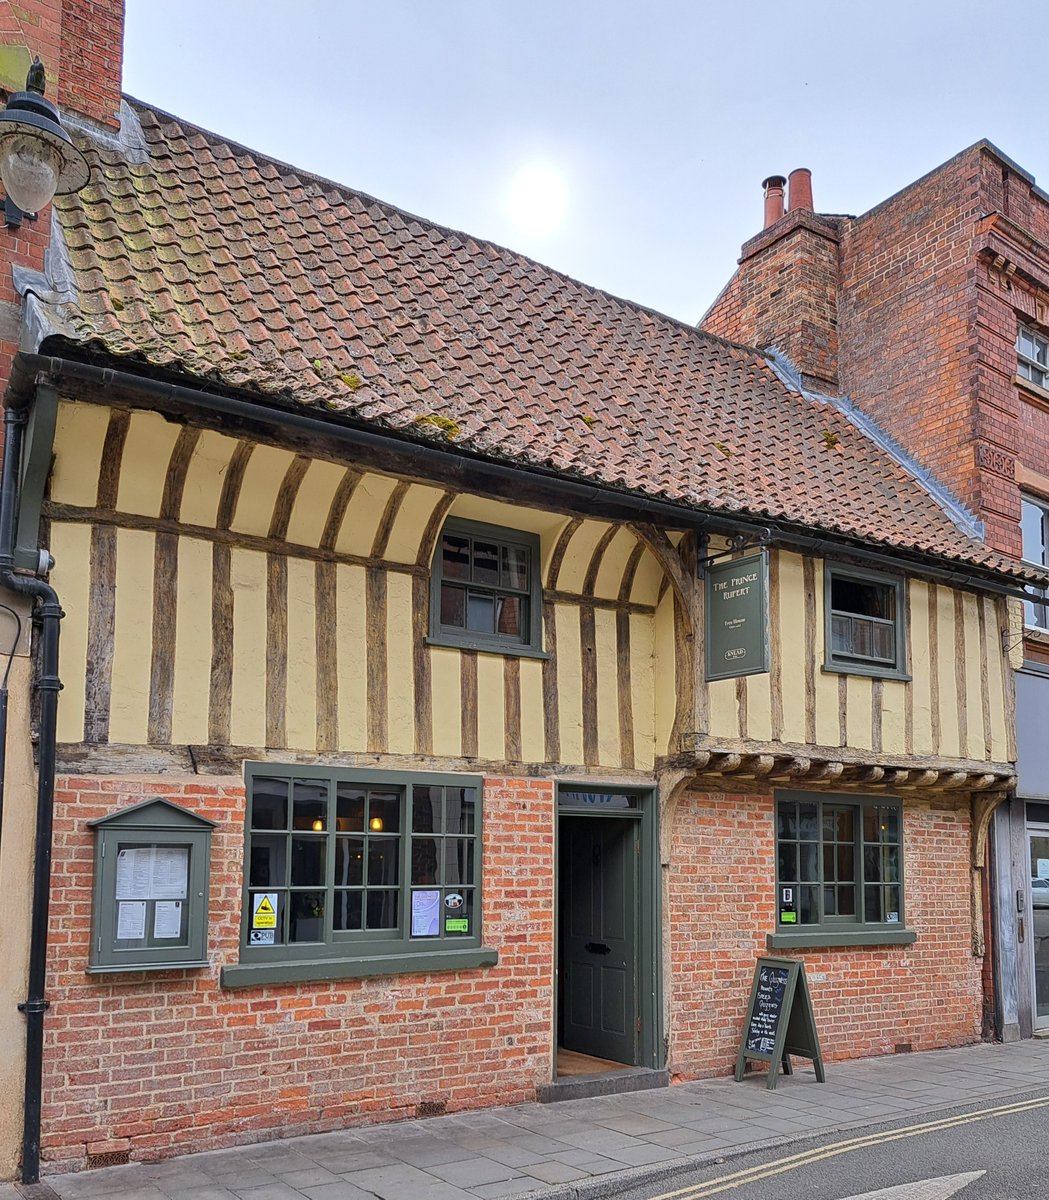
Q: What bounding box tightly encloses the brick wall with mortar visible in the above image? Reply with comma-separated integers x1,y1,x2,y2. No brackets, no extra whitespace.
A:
40,774,555,1174
666,788,981,1081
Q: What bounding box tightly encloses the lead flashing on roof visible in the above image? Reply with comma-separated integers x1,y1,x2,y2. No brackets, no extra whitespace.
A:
763,348,986,543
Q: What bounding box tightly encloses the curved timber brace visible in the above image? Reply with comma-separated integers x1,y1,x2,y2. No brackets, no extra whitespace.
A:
969,788,1011,957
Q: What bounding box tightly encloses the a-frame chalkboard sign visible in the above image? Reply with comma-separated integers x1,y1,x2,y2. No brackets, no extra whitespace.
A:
734,956,825,1090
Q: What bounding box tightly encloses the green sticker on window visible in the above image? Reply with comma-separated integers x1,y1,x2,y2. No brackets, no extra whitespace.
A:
780,911,797,924
445,918,469,933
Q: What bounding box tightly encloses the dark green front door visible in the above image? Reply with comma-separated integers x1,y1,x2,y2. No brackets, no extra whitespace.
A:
560,815,639,1065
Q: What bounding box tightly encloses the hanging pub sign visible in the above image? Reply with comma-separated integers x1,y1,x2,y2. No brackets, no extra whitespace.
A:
705,549,770,681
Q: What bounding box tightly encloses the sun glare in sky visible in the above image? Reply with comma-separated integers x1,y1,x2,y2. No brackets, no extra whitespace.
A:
505,162,569,238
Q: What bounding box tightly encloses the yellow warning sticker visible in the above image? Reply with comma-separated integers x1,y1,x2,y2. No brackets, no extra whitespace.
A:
252,893,277,929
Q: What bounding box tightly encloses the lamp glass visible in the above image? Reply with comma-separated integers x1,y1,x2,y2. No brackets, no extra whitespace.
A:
0,133,61,213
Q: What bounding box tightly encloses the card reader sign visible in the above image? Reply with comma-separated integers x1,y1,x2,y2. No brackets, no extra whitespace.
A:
252,893,277,929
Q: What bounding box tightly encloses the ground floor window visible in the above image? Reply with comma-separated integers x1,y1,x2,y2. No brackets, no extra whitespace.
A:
775,792,903,930
239,764,483,966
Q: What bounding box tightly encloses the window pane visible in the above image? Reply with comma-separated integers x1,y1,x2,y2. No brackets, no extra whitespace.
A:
368,791,400,834
503,545,529,590
440,583,466,627
447,788,477,834
443,838,474,886
249,835,286,887
1021,499,1047,567
831,613,851,655
799,842,819,881
443,888,474,937
368,839,399,886
777,802,797,840
441,534,470,579
336,787,365,832
884,886,902,922
799,885,818,923
334,836,364,886
291,837,325,886
882,845,900,883
778,842,797,881
366,889,399,930
832,576,893,619
472,540,500,585
289,893,324,942
466,592,496,633
412,786,442,833
332,889,362,931
837,884,855,916
251,779,288,830
864,844,882,883
871,622,895,661
495,596,524,637
864,883,881,922
292,779,327,830
837,845,854,881
411,837,439,885
798,804,818,840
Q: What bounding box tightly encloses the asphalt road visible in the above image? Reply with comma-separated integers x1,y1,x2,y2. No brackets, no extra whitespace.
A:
619,1088,1049,1200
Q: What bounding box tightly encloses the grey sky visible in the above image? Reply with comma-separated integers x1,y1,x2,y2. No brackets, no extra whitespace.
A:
123,1,1045,324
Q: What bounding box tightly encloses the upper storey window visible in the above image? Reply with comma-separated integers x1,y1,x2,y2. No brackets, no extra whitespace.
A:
429,518,544,656
825,564,907,678
1021,495,1049,630
1018,326,1049,390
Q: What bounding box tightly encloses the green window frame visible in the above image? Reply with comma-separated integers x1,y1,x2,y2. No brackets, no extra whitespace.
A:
222,765,496,988
428,517,545,657
824,563,908,679
770,791,915,949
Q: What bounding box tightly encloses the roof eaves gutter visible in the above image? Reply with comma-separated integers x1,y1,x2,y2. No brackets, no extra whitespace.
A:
11,350,1038,604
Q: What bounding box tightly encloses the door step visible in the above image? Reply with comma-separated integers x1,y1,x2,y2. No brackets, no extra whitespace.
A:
537,1067,670,1103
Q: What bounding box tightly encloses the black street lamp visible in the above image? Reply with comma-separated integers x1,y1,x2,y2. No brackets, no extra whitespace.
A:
0,56,89,226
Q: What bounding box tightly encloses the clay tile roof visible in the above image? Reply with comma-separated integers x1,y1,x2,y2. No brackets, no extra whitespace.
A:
46,100,1034,583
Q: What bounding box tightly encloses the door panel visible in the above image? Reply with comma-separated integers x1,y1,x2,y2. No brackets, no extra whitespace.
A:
1030,830,1049,1029
560,816,638,1064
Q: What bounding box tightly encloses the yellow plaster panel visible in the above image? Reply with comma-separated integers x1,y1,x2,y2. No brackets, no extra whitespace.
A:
284,459,349,549
594,607,620,766
335,472,398,557
962,594,984,761
229,549,267,748
50,401,110,507
909,582,933,755
170,535,213,745
180,429,238,528
707,676,739,739
777,553,809,745
108,529,154,745
448,494,568,541
652,592,676,758
812,567,840,747
554,521,613,594
49,522,91,742
285,558,318,750
231,445,297,538
384,483,447,565
935,586,960,758
747,673,773,743
985,597,1008,761
629,611,656,770
385,572,415,754
334,564,367,751
592,527,634,601
475,651,505,761
880,679,906,756
555,605,584,764
115,410,183,518
429,647,462,758
844,675,873,750
518,657,545,763
629,547,666,608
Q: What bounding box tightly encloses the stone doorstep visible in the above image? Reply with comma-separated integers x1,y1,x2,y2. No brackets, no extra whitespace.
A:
535,1068,670,1104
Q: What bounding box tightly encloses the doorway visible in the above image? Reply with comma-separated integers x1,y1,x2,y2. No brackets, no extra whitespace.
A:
1029,826,1049,1032
555,787,659,1077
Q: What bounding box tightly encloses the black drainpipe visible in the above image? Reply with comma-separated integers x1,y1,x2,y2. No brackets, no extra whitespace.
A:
0,399,63,1185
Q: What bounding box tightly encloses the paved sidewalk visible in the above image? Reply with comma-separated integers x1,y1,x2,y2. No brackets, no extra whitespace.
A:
8,1040,1049,1200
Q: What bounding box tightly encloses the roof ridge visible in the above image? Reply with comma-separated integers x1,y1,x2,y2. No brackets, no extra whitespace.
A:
119,94,766,363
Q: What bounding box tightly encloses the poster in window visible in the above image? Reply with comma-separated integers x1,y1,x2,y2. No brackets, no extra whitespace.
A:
411,889,440,937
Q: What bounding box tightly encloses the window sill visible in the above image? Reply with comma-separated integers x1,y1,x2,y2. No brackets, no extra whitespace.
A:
425,635,549,661
220,945,499,988
822,663,911,683
87,959,210,974
767,928,916,950
1015,373,1049,411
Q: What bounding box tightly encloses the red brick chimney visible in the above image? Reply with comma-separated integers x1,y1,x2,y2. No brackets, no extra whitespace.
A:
701,167,842,393
0,0,123,127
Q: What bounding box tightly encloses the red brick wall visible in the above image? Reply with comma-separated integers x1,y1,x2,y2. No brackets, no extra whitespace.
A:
666,789,981,1080
42,774,555,1174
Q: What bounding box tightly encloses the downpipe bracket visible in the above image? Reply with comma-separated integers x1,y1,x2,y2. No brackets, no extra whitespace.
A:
17,1000,49,1015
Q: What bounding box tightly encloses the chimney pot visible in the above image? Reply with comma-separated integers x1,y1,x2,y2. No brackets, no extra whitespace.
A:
788,168,813,212
762,175,786,229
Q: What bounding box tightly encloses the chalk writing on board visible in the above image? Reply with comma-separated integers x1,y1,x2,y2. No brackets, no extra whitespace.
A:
745,964,789,1055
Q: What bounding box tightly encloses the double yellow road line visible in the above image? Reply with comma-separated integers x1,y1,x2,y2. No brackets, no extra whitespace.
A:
648,1093,1049,1199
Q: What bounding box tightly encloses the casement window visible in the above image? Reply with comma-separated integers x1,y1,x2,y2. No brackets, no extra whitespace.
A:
825,564,907,678
1018,325,1049,390
771,792,915,948
429,517,544,656
1021,495,1049,630
223,766,495,987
